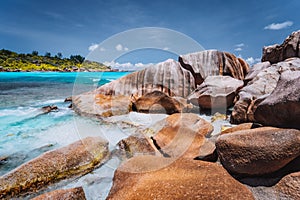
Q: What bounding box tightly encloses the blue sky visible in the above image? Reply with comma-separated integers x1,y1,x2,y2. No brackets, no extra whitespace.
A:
0,0,299,67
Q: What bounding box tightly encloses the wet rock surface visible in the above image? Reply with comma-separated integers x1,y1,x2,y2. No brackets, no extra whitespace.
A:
42,105,58,113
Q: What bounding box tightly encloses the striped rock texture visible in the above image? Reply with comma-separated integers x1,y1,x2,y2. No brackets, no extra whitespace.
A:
96,59,195,98
179,50,249,85
73,51,249,118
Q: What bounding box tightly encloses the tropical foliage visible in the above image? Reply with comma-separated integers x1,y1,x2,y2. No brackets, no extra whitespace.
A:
0,49,111,72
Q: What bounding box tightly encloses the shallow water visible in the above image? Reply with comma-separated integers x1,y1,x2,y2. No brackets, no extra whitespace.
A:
0,72,129,173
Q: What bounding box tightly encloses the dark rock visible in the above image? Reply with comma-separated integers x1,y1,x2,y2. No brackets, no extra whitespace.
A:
262,30,300,64
254,70,300,129
31,187,86,200
0,137,109,199
0,156,8,164
179,50,249,85
187,76,244,110
64,96,72,102
42,105,58,113
107,156,254,200
216,127,300,175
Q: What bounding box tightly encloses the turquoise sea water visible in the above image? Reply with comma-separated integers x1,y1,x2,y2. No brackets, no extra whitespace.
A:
0,72,129,176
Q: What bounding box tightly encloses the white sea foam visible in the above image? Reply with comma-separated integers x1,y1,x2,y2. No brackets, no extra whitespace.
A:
41,99,64,105
0,106,40,117
92,78,100,82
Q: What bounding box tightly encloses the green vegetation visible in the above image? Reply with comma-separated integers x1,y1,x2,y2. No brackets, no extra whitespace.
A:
0,49,112,72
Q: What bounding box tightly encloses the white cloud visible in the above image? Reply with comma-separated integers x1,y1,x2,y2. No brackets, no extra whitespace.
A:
88,44,99,51
234,43,244,51
163,47,170,50
88,44,105,51
264,21,293,30
246,57,260,65
103,61,153,71
234,47,243,51
235,43,244,47
115,44,129,51
115,44,123,51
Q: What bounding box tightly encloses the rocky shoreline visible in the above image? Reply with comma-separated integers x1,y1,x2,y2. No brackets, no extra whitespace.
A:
0,30,299,199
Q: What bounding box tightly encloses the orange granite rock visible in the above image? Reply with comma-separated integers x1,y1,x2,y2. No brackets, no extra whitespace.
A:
32,187,86,200
107,156,254,200
0,137,109,199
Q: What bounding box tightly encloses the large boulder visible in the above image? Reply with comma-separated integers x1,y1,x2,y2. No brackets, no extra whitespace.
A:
72,93,132,118
254,70,300,129
216,127,300,175
73,59,196,118
0,137,109,199
32,187,86,200
262,30,300,64
275,171,300,200
96,59,195,98
131,91,193,114
187,76,244,109
179,50,249,85
107,156,254,199
73,51,250,118
150,113,213,158
117,133,157,158
230,57,300,124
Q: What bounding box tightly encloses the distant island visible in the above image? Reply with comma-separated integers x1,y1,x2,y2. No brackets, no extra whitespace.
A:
0,49,116,72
